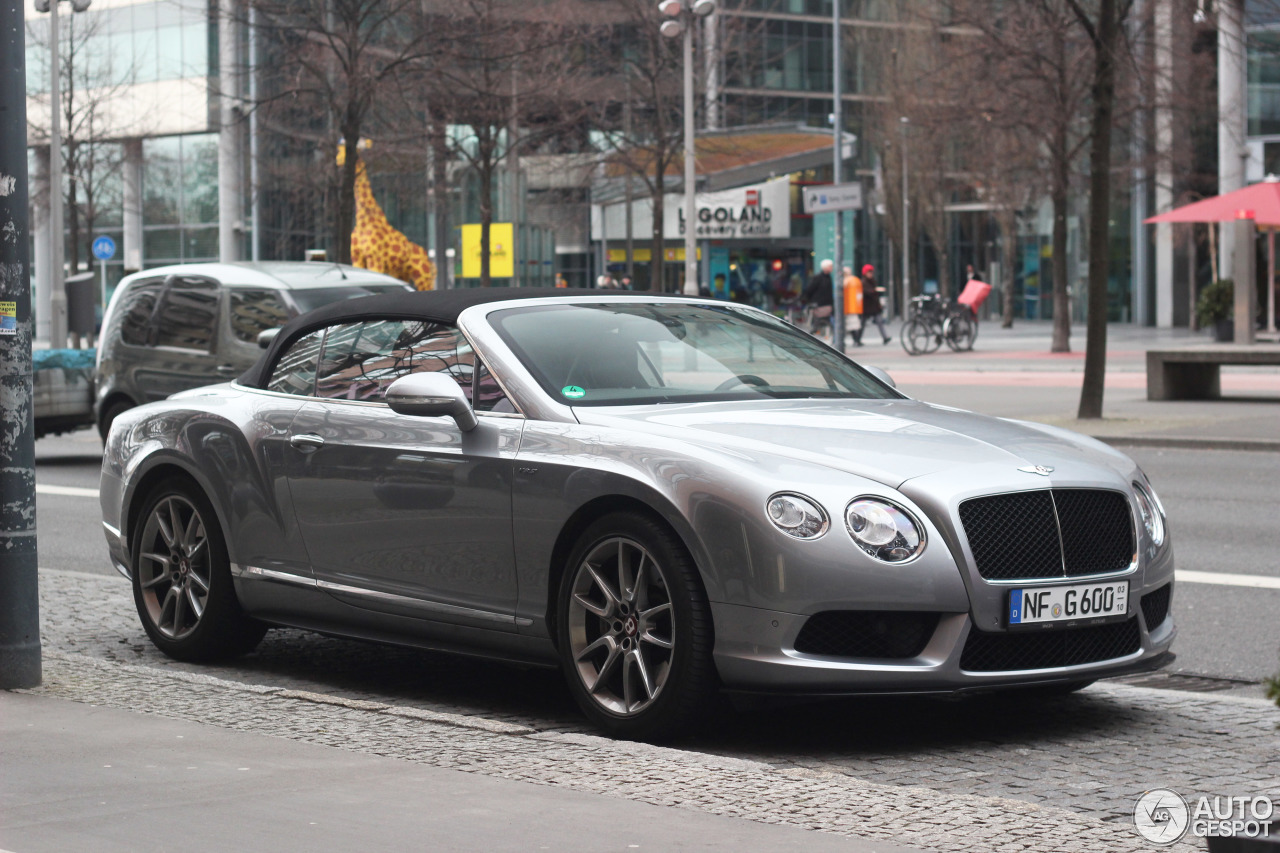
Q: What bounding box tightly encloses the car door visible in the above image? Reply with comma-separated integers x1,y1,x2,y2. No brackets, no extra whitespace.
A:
133,275,223,399
283,319,524,629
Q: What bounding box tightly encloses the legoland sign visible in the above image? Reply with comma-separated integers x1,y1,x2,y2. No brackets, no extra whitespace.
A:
666,177,791,240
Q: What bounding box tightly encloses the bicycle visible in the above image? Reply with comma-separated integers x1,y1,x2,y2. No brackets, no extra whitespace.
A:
900,295,977,355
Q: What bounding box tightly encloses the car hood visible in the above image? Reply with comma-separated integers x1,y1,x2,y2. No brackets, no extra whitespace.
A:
571,398,1133,489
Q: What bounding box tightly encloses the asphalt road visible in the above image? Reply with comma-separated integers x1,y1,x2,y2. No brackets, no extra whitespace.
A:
31,429,1280,685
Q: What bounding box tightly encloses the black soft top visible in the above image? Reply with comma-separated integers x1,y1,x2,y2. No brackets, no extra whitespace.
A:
239,286,690,389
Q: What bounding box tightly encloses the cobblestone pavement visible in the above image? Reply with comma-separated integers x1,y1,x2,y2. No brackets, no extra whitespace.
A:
31,569,1280,852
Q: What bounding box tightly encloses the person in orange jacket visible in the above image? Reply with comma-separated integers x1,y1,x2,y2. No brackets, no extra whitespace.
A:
843,266,864,347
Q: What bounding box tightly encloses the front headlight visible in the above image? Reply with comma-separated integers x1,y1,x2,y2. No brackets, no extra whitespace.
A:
1133,478,1166,547
844,498,925,563
766,493,829,539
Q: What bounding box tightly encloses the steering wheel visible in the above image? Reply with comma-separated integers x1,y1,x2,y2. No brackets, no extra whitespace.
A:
714,374,770,392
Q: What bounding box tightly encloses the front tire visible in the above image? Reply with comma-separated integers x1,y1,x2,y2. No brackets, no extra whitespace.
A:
132,478,266,662
557,513,716,741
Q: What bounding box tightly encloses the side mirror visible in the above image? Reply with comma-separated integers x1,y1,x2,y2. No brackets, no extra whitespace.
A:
257,328,281,349
384,373,478,432
863,365,896,388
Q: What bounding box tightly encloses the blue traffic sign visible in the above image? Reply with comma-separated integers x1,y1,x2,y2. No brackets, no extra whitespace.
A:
92,235,116,261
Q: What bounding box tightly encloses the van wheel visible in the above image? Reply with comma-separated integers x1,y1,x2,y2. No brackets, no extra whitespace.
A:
98,398,134,441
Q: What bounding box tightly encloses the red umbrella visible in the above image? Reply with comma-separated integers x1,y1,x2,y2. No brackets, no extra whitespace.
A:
1144,177,1280,225
1146,178,1279,335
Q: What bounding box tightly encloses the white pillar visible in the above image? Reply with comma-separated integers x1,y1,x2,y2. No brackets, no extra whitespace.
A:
33,146,51,344
1154,0,1174,327
122,138,143,272
1218,0,1247,282
217,0,242,262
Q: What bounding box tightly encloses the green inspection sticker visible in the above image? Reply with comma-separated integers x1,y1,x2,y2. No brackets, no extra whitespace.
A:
561,385,586,399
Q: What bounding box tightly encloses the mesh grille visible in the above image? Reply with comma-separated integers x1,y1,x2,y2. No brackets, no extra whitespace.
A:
959,617,1142,672
793,611,940,659
958,491,1062,580
1054,490,1135,576
1140,584,1172,630
959,489,1134,581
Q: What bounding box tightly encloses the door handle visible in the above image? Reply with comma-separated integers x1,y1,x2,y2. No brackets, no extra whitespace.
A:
289,433,325,452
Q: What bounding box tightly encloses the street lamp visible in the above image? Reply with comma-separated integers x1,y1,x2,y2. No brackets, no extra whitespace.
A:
659,0,716,295
33,0,92,349
900,115,909,320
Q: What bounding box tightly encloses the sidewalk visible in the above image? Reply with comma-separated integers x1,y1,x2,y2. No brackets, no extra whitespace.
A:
0,689,917,853
846,320,1280,451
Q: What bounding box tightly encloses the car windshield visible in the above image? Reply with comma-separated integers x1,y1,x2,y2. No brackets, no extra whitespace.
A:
287,283,410,314
489,301,900,406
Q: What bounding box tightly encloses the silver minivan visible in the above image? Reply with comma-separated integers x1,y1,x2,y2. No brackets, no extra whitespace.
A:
95,261,412,438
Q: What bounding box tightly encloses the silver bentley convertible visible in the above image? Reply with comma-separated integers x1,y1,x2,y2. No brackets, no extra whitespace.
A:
100,289,1175,739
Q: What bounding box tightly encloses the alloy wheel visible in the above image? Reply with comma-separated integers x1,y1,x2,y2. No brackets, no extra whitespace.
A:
566,536,676,717
137,495,212,640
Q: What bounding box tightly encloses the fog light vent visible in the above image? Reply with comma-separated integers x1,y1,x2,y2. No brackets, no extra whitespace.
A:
793,611,940,659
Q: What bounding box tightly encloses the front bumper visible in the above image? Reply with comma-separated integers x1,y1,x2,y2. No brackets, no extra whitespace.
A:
709,597,1177,694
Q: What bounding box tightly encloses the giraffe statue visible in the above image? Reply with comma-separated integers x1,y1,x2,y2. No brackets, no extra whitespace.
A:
337,141,436,291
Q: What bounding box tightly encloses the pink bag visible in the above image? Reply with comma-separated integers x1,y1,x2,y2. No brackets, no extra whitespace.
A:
958,279,992,312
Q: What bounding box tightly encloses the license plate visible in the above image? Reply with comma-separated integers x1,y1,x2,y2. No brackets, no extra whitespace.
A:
1007,580,1129,630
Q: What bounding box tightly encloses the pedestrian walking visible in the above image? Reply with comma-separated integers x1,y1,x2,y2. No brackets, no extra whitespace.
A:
843,266,863,347
860,264,891,344
802,259,835,340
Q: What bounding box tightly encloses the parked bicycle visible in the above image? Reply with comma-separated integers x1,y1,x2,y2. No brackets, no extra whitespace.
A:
900,294,977,355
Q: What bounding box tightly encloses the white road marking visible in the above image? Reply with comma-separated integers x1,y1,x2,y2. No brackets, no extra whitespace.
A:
36,484,99,498
1177,569,1280,590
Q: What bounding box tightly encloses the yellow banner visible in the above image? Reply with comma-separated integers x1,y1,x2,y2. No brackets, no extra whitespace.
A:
607,248,653,262
663,247,701,262
461,223,515,278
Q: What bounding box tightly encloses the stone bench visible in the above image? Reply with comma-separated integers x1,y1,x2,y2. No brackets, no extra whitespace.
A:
1146,345,1280,400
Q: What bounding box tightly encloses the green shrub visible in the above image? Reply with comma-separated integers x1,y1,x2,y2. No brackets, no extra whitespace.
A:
1196,279,1234,326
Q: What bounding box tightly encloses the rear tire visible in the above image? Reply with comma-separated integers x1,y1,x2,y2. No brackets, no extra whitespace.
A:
557,512,717,741
131,478,266,662
944,313,976,352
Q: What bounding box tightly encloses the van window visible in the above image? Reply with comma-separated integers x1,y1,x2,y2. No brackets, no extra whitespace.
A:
118,279,165,346
155,278,219,351
229,289,290,343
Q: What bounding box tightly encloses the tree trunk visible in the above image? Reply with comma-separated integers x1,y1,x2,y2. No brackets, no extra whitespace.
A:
479,134,494,288
68,166,80,273
1051,173,1070,353
1000,206,1016,328
334,121,361,265
1077,0,1119,420
431,121,450,289
651,184,665,292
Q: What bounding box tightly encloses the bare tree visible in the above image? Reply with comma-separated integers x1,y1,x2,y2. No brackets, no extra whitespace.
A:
419,0,589,286
1068,0,1132,419
27,8,137,273
248,0,441,264
948,1,1094,352
588,0,686,292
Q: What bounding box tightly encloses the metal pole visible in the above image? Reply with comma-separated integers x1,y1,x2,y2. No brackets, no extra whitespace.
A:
1,0,44,689
683,20,697,295
1269,228,1276,334
831,0,844,348
249,2,260,262
901,116,910,319
48,0,67,348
